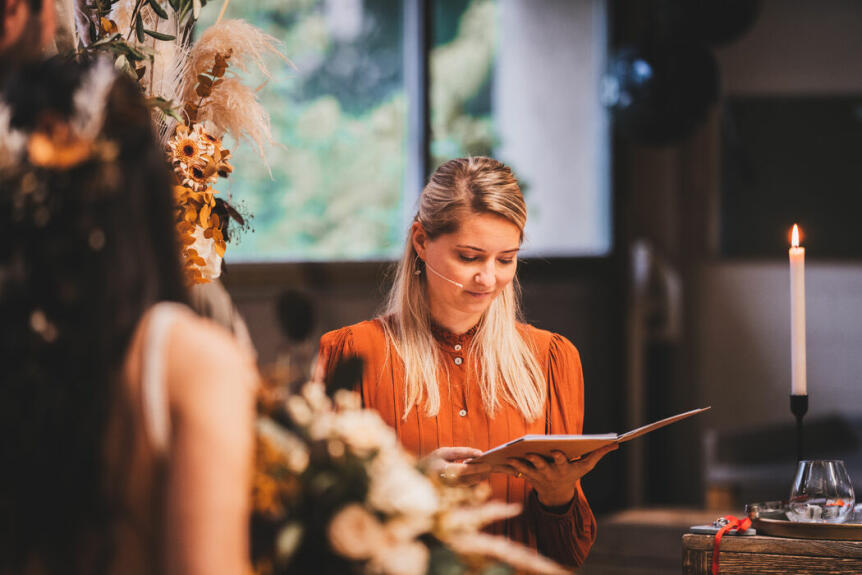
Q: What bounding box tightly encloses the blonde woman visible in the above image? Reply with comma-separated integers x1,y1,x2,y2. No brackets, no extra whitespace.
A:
317,157,614,567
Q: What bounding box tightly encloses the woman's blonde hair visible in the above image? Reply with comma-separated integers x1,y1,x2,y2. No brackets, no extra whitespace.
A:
380,156,546,421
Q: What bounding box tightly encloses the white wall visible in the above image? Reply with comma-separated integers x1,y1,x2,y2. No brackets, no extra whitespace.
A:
696,263,862,432
495,0,611,256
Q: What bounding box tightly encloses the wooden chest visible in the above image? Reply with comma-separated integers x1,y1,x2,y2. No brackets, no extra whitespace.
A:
682,533,862,574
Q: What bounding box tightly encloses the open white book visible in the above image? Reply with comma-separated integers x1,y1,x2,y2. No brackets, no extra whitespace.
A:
470,406,711,467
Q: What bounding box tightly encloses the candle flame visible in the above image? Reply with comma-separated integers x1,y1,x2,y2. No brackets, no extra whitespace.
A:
791,224,800,248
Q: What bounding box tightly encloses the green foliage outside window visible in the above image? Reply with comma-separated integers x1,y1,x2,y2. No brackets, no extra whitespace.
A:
198,0,406,261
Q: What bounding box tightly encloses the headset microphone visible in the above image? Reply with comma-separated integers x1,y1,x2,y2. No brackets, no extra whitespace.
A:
424,262,464,289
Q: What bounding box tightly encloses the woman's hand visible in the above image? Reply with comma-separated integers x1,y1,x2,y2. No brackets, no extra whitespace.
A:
494,444,618,507
421,447,492,486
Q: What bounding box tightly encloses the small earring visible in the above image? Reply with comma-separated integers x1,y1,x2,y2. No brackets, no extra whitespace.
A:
414,256,423,276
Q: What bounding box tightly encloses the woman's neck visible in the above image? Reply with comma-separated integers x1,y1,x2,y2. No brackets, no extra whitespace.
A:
428,303,481,335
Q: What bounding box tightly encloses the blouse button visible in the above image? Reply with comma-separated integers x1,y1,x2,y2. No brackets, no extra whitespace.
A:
454,357,463,366
454,344,462,351
459,409,467,417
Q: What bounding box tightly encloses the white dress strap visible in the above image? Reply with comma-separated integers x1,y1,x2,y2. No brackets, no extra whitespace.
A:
140,302,187,456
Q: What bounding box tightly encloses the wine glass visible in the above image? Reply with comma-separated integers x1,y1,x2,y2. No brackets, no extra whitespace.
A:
787,460,855,523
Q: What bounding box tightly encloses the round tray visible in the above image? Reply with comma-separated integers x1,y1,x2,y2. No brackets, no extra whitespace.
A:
747,501,862,541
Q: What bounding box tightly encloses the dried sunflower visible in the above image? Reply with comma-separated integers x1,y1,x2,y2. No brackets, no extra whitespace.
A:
167,92,237,284
168,123,218,192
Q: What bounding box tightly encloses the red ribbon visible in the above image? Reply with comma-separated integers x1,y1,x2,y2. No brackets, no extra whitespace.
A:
712,515,752,575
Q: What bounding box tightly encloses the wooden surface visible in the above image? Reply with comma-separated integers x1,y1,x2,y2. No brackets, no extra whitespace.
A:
581,508,733,575
682,533,862,574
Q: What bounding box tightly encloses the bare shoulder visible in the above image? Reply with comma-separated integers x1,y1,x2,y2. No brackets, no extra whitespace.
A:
168,308,247,360
165,309,259,407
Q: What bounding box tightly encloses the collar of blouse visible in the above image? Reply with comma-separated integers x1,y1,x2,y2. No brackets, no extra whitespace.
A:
429,321,478,350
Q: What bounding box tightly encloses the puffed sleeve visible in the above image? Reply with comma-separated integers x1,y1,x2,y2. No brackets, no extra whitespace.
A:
317,325,381,409
317,327,356,381
526,333,597,568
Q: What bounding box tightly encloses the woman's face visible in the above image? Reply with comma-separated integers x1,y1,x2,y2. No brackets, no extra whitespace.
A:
412,212,521,330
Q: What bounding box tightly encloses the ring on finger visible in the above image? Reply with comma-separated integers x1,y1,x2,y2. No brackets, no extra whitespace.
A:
515,471,524,478
441,465,458,482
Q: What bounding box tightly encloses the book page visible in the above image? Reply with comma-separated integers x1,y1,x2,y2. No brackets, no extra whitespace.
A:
617,406,711,443
472,436,619,466
470,406,710,467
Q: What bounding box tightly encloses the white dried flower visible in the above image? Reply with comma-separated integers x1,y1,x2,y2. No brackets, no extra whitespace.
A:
333,409,397,457
256,417,309,474
368,455,438,518
382,515,432,543
285,448,309,475
437,501,522,536
473,481,493,501
328,504,385,560
333,388,362,411
308,411,335,441
301,381,331,412
445,533,570,575
286,395,313,427
368,541,429,575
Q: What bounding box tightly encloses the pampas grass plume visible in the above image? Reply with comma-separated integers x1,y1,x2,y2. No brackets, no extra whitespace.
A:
197,77,273,166
183,19,293,105
183,19,293,165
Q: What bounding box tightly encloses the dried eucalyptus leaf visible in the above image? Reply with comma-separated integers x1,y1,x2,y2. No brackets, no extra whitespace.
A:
144,29,176,41
109,42,148,61
147,97,184,122
135,13,145,42
147,0,169,19
89,32,120,47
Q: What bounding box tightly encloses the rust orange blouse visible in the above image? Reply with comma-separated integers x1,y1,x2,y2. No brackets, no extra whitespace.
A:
317,319,597,568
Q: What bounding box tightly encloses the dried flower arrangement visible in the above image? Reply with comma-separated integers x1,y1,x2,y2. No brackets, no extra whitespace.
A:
73,0,289,283
253,359,570,575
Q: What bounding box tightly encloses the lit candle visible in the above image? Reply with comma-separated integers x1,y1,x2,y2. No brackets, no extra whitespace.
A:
789,224,807,396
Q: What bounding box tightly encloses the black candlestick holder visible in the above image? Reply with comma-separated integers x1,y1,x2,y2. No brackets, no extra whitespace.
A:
790,394,808,462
